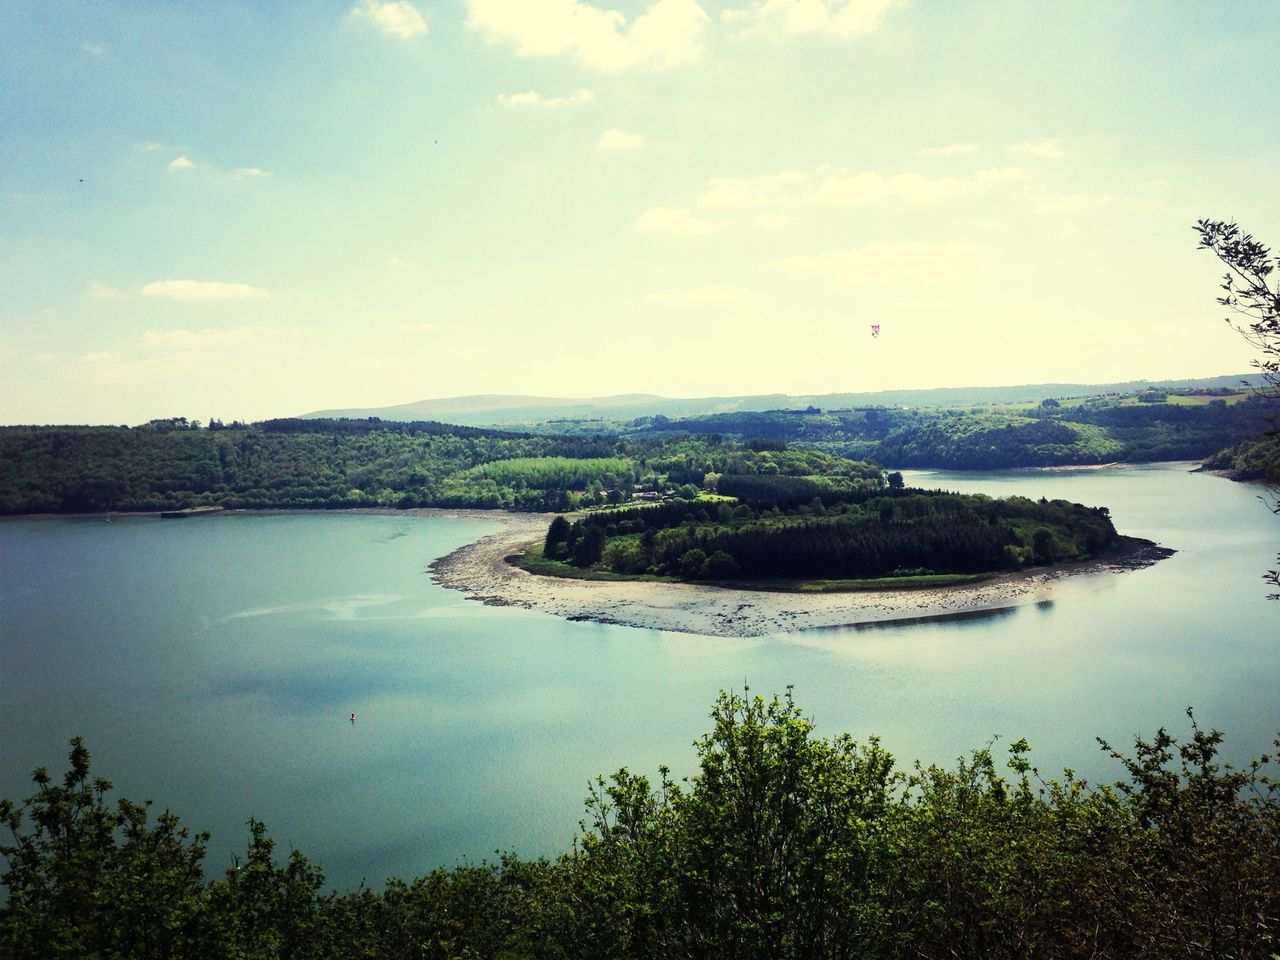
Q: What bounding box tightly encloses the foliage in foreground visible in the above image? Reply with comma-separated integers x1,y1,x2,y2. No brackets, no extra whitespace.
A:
4,692,1279,959
1195,218,1280,597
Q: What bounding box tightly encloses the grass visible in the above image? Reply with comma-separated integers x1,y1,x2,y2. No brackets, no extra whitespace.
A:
512,544,676,583
511,544,992,592
722,573,994,593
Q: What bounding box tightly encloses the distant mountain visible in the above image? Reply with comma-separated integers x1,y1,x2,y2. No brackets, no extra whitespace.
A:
298,375,1261,427
300,393,792,426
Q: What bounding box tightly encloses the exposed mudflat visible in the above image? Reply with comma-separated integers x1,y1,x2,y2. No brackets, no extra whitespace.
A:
428,513,1174,638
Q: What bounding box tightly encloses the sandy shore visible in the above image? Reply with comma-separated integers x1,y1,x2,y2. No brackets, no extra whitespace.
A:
429,514,1175,638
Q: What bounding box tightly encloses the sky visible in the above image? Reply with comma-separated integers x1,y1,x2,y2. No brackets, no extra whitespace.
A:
3,0,1279,425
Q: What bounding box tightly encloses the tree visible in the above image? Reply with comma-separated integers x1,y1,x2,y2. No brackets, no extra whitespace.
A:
0,738,211,959
544,515,570,558
1196,219,1280,595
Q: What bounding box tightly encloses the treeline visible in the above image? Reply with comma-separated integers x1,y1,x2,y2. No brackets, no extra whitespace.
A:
546,491,1118,580
4,692,1277,959
0,424,571,514
0,424,883,516
875,416,1124,469
623,395,1280,469
1203,431,1280,481
258,417,523,439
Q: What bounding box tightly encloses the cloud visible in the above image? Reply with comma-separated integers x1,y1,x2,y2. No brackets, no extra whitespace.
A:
636,207,720,235
1032,192,1113,215
972,166,1032,184
350,0,428,38
83,42,106,57
1009,137,1065,159
645,285,749,305
596,128,646,152
753,212,792,230
467,0,710,73
497,89,595,109
86,281,124,300
70,327,298,385
139,279,272,301
722,0,902,40
695,166,975,212
139,327,285,350
771,239,986,287
163,153,270,179
698,171,806,210
916,142,979,158
811,170,969,205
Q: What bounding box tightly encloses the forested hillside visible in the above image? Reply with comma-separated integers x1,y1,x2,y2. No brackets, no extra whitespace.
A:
620,391,1280,469
0,420,875,515
4,389,1274,516
1203,431,1280,481
4,693,1276,959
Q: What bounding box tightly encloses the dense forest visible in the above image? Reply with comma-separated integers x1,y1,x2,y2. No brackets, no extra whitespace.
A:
2,388,1275,517
617,392,1280,469
1203,431,1280,481
543,486,1118,582
0,421,881,515
3,691,1277,959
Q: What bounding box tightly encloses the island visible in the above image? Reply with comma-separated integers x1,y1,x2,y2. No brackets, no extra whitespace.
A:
429,481,1173,637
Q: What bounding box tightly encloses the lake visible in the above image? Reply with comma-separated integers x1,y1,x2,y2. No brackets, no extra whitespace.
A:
1,463,1276,891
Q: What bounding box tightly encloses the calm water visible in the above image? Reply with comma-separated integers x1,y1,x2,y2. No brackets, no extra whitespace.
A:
1,465,1276,891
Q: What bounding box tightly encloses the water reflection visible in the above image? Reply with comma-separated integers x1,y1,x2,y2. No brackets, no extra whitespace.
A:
2,466,1277,891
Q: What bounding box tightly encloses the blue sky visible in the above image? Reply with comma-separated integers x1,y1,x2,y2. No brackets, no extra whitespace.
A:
3,1,1278,424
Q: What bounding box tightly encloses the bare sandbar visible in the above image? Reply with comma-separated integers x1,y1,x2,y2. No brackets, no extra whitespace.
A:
428,513,1175,638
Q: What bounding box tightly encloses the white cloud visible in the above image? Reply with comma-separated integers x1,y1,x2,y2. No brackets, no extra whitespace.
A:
698,171,806,210
1009,137,1065,159
83,42,106,57
139,327,282,350
596,128,646,152
722,0,902,40
812,170,969,205
69,327,298,386
645,285,749,305
351,0,428,38
753,212,792,230
692,167,976,213
86,281,124,300
139,279,272,301
234,167,271,178
1032,192,1113,215
973,166,1032,184
467,0,710,73
168,155,195,171
636,207,720,235
916,142,980,158
771,239,986,286
497,88,595,109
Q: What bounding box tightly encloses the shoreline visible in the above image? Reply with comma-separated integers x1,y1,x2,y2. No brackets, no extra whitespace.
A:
428,516,1175,638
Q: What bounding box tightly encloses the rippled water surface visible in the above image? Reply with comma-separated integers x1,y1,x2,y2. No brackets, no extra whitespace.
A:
2,464,1276,890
